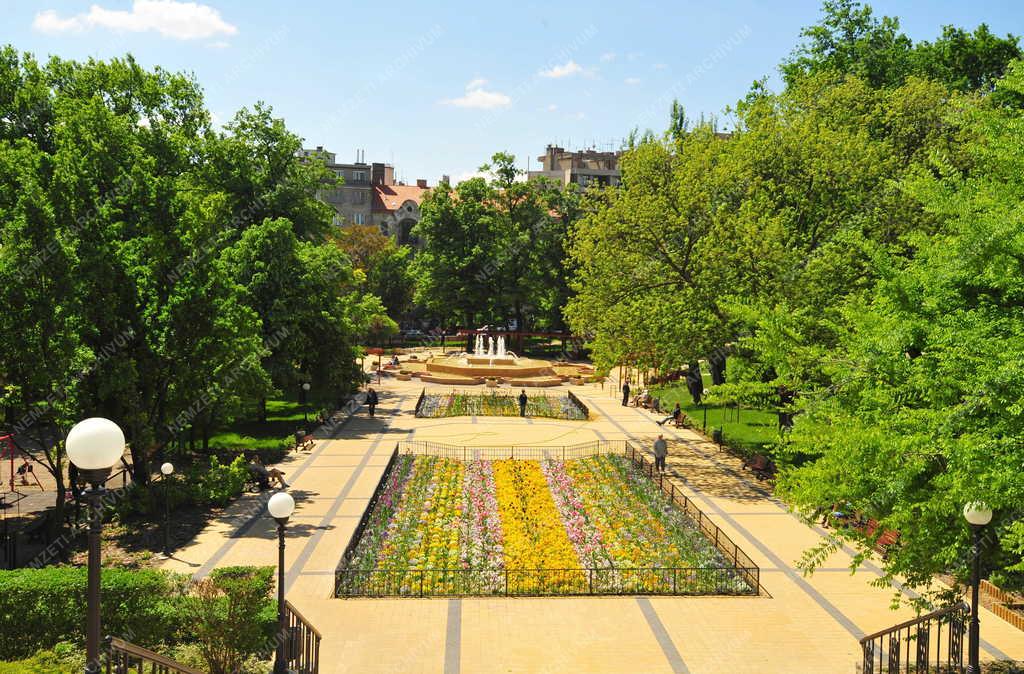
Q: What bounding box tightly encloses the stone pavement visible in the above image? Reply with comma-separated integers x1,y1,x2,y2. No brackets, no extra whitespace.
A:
161,379,1024,674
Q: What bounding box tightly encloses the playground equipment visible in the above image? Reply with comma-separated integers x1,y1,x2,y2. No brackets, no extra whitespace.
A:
1,434,43,492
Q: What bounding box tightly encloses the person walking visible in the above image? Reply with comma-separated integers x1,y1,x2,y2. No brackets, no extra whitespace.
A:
366,387,379,418
518,389,528,417
653,435,668,473
622,381,630,406
658,403,682,426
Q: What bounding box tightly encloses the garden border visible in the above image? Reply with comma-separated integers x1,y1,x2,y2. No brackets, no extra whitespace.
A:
413,388,589,420
334,441,763,598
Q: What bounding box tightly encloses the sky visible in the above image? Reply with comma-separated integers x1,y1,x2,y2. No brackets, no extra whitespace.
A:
2,0,1023,184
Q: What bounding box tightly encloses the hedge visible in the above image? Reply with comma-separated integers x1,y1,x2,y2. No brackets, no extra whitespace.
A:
0,567,183,660
0,566,278,664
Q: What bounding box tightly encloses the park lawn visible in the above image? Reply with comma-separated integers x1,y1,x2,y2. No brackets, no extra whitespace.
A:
652,381,780,457
207,399,311,452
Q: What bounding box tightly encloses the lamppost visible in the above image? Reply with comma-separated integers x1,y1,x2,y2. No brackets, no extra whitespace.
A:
963,502,992,674
702,388,709,433
268,491,296,674
300,382,310,423
66,418,125,674
160,462,174,558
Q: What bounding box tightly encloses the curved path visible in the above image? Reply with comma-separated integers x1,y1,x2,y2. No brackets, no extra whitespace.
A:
162,378,1024,673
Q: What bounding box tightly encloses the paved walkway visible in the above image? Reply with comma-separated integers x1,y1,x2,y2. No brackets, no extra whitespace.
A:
161,379,1024,673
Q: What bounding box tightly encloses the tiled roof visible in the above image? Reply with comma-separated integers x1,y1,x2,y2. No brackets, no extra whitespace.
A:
372,184,429,212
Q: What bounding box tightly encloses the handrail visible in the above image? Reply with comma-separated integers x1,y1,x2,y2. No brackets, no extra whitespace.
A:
858,602,969,674
859,601,970,643
105,636,203,673
286,599,322,639
283,600,321,674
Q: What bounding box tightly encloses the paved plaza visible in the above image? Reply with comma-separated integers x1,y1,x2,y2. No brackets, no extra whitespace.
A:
161,378,1024,673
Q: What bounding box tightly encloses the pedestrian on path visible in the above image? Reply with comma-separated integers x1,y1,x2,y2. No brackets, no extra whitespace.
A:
518,389,528,417
366,388,379,418
653,435,668,473
622,381,630,406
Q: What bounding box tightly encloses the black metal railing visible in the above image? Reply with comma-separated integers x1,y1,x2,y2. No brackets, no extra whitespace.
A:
336,565,753,597
414,388,589,420
859,602,969,674
337,444,401,569
624,441,763,595
104,636,202,673
415,387,426,416
335,441,762,598
283,600,321,674
398,439,624,461
566,389,590,418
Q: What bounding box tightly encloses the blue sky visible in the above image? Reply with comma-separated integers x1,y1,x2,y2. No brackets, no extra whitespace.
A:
3,0,1023,184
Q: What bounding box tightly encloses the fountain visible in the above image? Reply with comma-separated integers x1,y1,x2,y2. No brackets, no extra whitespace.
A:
419,332,560,386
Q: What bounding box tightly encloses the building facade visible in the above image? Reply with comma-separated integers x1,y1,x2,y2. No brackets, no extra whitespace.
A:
300,147,432,243
527,144,622,189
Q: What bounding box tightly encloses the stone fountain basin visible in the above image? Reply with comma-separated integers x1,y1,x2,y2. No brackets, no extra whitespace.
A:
465,355,517,365
426,356,554,379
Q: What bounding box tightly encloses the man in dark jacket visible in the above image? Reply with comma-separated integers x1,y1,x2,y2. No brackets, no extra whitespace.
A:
366,388,379,417
622,381,630,406
518,389,528,417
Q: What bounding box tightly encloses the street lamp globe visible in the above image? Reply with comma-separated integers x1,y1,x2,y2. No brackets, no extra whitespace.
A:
268,491,295,520
302,382,311,392
160,462,174,476
66,418,124,470
963,502,993,527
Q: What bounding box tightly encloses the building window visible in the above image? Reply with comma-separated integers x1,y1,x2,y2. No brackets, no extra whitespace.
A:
353,213,365,225
353,170,367,182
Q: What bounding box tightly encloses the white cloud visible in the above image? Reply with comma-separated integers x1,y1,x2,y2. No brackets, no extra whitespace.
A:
33,1,237,40
624,77,641,85
441,79,511,110
539,60,584,78
653,63,668,70
571,112,586,120
546,104,558,112
600,52,616,62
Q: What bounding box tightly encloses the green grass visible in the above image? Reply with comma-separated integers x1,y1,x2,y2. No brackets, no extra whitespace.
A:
207,399,313,452
652,381,781,457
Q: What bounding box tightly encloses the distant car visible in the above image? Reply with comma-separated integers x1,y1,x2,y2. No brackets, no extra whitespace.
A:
403,329,425,338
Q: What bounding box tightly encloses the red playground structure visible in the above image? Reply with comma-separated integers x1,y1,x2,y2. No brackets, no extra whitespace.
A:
1,434,43,492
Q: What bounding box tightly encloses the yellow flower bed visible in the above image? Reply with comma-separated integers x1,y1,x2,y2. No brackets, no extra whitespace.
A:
492,460,584,593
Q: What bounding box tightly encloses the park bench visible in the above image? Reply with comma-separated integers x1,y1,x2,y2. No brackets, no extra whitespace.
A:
862,518,901,558
299,434,315,451
743,454,775,480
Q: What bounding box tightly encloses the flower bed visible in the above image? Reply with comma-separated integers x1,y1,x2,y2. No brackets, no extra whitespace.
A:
415,391,587,420
337,454,752,596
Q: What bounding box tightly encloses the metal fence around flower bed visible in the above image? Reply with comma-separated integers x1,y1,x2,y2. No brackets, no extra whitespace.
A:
335,565,753,597
335,441,763,598
397,439,625,461
624,440,763,596
414,388,589,420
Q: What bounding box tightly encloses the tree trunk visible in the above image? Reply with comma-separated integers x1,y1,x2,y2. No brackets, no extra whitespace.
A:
130,444,149,486
778,386,795,431
257,397,267,423
708,350,727,385
686,361,703,405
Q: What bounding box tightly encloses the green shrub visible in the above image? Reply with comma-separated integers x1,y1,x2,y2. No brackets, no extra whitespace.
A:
180,566,277,674
0,568,184,660
194,455,250,506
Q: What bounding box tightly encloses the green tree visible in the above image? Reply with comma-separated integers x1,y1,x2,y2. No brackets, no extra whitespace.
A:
783,1,1020,91
777,61,1024,594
